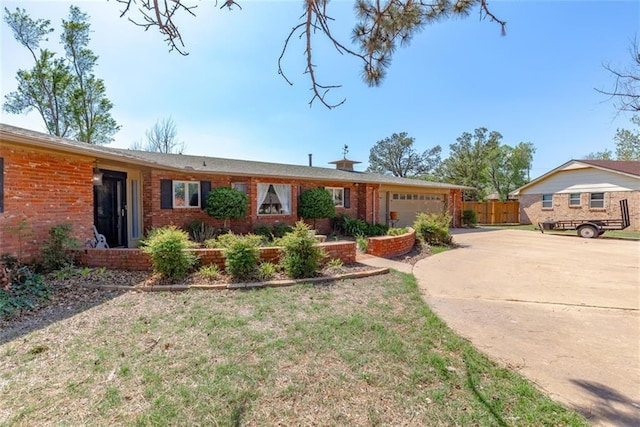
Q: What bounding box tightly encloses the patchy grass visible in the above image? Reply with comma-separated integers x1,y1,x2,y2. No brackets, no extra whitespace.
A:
0,273,587,426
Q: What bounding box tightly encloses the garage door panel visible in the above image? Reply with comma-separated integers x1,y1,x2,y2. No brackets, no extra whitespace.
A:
389,193,445,227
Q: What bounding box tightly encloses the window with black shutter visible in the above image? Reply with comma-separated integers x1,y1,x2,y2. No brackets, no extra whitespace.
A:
160,179,172,209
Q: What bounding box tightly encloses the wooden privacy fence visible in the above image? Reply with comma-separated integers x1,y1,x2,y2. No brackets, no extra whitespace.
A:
463,201,520,224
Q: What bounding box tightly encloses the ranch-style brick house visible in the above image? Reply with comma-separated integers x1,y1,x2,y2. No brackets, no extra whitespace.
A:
0,123,470,261
513,159,640,232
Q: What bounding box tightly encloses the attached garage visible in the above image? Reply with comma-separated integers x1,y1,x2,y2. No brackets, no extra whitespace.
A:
378,189,447,228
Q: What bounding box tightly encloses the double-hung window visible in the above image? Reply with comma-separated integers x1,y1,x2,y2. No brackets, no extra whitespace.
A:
257,183,291,215
568,193,581,207
326,187,344,207
173,181,200,208
589,192,604,209
542,194,553,209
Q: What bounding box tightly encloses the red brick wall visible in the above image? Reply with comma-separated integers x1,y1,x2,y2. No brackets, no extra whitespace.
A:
76,241,357,271
0,143,94,261
143,174,362,236
366,228,415,258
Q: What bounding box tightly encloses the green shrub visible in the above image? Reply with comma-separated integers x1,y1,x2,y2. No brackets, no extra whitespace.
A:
387,227,409,236
199,264,220,279
258,262,278,281
413,213,452,246
356,235,368,252
205,187,248,228
222,234,261,281
298,188,336,228
141,226,197,279
0,264,49,319
462,209,478,227
279,221,326,279
340,215,369,237
253,223,273,241
41,224,78,272
272,222,293,238
185,219,217,243
366,223,389,236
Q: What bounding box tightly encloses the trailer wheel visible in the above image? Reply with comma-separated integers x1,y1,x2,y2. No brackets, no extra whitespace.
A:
577,225,598,238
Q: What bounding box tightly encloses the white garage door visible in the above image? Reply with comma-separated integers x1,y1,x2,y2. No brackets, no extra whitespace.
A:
388,192,445,227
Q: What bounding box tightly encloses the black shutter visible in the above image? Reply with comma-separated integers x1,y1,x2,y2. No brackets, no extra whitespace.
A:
200,181,211,210
160,179,172,209
343,187,350,208
0,158,4,213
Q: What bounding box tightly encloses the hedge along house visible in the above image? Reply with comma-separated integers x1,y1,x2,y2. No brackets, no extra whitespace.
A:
512,159,640,231
0,123,470,261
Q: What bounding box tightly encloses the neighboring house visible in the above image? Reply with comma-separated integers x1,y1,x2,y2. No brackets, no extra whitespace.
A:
512,159,640,231
0,123,471,260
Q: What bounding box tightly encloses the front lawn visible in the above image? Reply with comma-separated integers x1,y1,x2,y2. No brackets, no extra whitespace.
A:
0,273,586,425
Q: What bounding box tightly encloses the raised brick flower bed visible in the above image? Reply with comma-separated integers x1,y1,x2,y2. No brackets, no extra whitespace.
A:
366,228,415,258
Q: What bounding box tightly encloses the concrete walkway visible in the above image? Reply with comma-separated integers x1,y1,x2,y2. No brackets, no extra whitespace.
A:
356,253,413,274
413,229,640,426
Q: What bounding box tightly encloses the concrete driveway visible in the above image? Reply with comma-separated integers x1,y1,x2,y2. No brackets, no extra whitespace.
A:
413,229,640,426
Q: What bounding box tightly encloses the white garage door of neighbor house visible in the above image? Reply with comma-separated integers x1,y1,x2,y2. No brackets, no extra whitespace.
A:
387,192,445,227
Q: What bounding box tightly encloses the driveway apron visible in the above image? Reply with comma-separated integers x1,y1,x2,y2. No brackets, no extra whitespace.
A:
413,229,640,426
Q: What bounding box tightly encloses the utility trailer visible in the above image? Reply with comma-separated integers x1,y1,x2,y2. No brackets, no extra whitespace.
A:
539,199,631,238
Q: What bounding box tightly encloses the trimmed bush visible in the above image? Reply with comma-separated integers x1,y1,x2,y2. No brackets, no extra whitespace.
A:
41,224,78,272
141,226,197,279
279,221,326,279
205,187,248,228
462,209,478,227
413,213,452,246
253,223,273,241
222,234,261,281
298,188,336,228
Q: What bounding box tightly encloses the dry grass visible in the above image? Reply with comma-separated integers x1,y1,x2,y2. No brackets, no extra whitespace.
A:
0,273,586,426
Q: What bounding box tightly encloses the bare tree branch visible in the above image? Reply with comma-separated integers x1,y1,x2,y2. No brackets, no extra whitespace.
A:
116,0,506,108
597,39,640,113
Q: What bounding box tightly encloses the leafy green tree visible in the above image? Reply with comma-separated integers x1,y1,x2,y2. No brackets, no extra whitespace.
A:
584,149,614,160
298,188,336,229
437,128,533,201
3,6,119,144
487,142,536,201
117,0,505,108
614,115,640,160
205,187,248,229
367,132,441,178
436,127,501,201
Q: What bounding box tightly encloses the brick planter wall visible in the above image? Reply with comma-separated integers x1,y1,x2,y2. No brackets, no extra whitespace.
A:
366,228,415,258
75,241,356,271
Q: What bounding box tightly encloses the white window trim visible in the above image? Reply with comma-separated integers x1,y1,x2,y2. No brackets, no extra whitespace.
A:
542,194,553,209
231,182,248,194
257,183,291,216
326,187,344,207
568,193,581,207
173,180,200,209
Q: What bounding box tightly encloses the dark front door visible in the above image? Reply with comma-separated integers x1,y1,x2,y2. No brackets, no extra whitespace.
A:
94,170,127,247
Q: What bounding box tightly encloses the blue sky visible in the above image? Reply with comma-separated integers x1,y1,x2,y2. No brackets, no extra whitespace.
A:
1,0,638,179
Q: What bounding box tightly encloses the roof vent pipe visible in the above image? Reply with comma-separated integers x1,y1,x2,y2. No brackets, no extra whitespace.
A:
308,153,313,167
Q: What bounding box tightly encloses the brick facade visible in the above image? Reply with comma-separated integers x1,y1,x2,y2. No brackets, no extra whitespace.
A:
0,143,94,261
520,191,640,231
1,126,468,263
